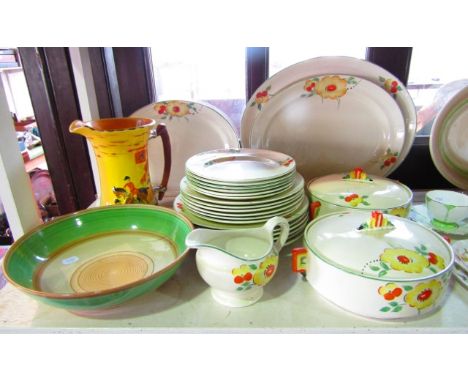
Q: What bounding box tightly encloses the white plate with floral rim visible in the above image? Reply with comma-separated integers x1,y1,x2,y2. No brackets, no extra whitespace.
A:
180,173,304,207
174,194,308,230
181,192,304,221
131,100,240,198
185,170,296,189
185,148,295,183
430,86,468,190
248,74,405,181
180,188,304,213
241,56,416,176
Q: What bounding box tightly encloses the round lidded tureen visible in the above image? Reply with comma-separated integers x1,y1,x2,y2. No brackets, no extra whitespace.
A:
307,168,413,219
292,210,454,320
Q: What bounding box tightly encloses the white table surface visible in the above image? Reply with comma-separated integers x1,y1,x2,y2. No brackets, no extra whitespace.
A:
0,193,467,333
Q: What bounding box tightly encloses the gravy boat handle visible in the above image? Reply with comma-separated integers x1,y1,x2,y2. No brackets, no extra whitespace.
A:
264,216,289,253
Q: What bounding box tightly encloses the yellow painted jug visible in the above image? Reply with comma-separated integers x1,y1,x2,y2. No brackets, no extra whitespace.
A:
70,117,171,206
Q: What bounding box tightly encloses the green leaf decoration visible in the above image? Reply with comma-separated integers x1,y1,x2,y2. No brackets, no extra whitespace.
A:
381,262,390,271
242,282,250,286
362,201,370,206
257,104,262,111
379,76,386,82
250,101,256,107
249,264,258,270
430,267,437,273
389,301,398,307
380,306,391,312
392,306,403,312
245,286,252,290
339,195,345,199
300,94,308,98
266,85,271,91
421,244,427,251
403,285,413,291
236,287,243,291
362,195,368,199
378,270,388,277
370,265,380,271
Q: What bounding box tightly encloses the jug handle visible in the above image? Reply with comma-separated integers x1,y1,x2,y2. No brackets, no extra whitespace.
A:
264,216,290,253
150,123,171,201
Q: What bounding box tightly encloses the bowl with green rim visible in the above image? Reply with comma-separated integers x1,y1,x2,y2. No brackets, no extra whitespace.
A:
1,205,193,314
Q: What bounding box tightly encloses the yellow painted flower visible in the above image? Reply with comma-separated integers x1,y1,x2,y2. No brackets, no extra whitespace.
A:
380,248,429,273
166,101,190,117
383,78,400,95
154,102,168,115
315,76,348,100
388,206,409,217
253,255,278,286
304,79,317,92
405,280,442,310
255,89,270,105
427,252,446,270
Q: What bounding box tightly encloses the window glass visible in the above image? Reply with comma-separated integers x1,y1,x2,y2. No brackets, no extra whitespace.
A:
407,47,468,136
150,47,246,132
269,47,366,76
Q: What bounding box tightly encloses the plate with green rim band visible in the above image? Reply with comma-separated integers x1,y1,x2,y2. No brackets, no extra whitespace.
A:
430,86,468,189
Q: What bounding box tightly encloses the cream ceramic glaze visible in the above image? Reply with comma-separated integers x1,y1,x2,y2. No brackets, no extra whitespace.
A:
131,100,239,198
430,86,468,190
186,217,289,307
307,169,412,219
186,148,295,182
293,211,454,320
248,75,405,180
425,190,468,227
241,56,417,176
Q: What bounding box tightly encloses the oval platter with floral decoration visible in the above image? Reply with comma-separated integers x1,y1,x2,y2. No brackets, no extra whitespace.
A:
247,74,405,180
241,56,416,178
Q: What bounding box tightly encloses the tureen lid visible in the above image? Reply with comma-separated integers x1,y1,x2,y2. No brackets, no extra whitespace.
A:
307,168,412,209
304,210,453,281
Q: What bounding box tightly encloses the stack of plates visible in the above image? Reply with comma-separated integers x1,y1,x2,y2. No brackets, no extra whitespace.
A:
174,148,309,244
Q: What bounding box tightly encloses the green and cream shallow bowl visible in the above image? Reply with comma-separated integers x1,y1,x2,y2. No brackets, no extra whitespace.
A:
1,205,193,313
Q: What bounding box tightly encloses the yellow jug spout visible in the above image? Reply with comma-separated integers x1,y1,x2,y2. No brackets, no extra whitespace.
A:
69,120,94,139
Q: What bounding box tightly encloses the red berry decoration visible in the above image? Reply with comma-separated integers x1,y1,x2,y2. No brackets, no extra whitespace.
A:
326,84,337,92
390,156,397,163
173,106,180,113
234,276,244,284
393,288,403,297
384,292,394,301
384,159,391,166
244,272,252,281
428,252,438,265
